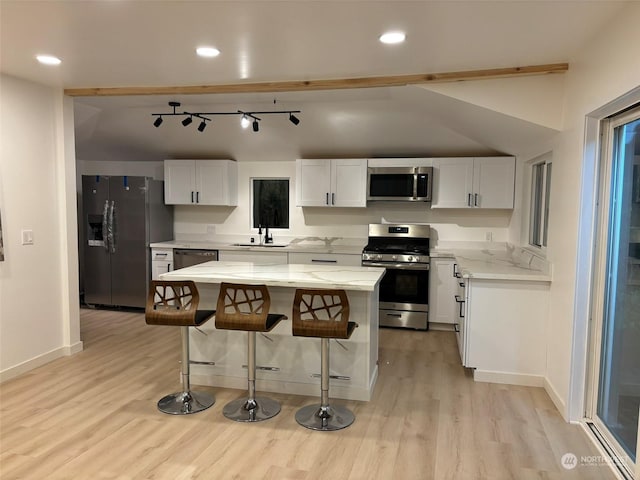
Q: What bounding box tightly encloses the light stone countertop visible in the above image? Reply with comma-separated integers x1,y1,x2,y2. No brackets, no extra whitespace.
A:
431,244,552,282
149,240,365,255
160,261,386,291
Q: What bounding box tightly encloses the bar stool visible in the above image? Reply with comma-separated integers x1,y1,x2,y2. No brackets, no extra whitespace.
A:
292,288,357,431
145,280,216,415
215,282,287,422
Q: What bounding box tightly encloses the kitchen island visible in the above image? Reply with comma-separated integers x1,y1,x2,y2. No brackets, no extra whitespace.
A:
160,261,386,401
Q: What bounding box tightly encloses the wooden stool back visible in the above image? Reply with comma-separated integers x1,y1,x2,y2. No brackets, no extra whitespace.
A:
145,280,206,327
292,289,355,339
215,283,284,331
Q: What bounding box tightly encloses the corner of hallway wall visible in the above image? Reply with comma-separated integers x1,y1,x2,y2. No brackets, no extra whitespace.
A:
0,74,79,379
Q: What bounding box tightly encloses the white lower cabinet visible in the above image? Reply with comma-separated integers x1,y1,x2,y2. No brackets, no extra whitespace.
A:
288,252,362,266
429,257,458,325
218,250,288,264
151,248,174,280
462,278,549,383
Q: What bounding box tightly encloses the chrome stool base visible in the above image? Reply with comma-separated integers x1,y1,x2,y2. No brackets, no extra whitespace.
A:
157,390,215,415
295,403,355,431
222,396,281,422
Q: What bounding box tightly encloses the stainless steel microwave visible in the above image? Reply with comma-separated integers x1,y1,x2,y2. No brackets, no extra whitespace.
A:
367,166,433,202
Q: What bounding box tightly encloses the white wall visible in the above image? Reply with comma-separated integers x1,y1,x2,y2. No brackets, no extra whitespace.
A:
0,74,81,380
544,3,640,419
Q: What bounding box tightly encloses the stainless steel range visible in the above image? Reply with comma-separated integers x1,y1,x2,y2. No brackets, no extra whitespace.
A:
362,224,430,330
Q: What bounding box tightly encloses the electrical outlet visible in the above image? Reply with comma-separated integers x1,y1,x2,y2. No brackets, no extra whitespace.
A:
21,229,34,245
485,231,492,241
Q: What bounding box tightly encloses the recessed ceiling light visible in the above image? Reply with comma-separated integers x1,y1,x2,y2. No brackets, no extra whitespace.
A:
36,55,62,65
196,46,220,58
379,32,406,44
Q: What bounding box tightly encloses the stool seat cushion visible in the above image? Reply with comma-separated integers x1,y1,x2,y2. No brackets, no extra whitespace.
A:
194,309,216,326
216,313,286,332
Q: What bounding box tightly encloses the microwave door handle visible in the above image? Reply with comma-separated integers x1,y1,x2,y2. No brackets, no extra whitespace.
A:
413,169,418,199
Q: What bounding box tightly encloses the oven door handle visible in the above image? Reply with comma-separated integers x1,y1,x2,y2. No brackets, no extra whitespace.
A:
362,261,429,271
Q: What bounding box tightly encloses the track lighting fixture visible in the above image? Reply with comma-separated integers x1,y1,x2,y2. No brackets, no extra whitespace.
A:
151,101,301,133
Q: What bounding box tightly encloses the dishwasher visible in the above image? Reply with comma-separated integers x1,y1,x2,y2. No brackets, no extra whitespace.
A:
173,249,218,269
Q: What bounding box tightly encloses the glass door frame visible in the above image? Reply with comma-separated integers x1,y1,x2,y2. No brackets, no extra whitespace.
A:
586,105,640,478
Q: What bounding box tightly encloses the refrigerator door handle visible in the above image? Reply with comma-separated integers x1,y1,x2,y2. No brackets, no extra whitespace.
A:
102,200,109,252
108,201,116,253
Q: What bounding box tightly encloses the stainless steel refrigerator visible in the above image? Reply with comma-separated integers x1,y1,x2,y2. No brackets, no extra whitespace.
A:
82,175,173,308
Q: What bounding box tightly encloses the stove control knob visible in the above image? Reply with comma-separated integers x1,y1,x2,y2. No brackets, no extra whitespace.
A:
392,255,397,261
408,256,414,262
377,254,383,261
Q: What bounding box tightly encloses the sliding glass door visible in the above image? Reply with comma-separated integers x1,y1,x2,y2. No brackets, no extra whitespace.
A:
590,106,640,476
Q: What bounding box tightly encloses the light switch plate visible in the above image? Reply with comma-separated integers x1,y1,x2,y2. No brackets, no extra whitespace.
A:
21,229,34,245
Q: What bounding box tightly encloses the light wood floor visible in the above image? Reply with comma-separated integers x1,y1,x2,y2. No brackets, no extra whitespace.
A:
0,308,617,479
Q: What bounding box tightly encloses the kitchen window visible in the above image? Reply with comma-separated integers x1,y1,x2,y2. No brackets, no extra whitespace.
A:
529,155,552,248
252,178,289,229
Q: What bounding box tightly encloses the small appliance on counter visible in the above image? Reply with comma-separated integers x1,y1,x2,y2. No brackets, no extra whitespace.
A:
361,223,431,330
82,175,173,308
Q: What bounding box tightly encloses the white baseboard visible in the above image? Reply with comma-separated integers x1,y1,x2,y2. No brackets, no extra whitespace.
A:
544,377,568,421
473,369,545,387
0,341,84,383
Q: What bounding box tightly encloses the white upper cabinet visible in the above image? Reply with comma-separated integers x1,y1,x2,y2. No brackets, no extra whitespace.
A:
296,159,367,207
164,160,238,206
431,156,515,209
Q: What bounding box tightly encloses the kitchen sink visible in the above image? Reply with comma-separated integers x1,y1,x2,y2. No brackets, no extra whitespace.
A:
231,243,287,248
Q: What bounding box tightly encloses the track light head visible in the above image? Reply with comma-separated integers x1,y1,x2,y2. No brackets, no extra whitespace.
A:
241,115,250,129
197,120,207,132
153,116,163,127
252,119,259,132
289,113,300,125
182,116,193,127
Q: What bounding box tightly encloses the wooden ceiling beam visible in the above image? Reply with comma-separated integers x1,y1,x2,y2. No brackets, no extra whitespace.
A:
64,63,568,97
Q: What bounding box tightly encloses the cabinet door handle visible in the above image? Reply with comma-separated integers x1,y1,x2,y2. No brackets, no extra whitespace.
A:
468,193,472,206
452,263,458,278
311,259,338,263
326,193,329,205
191,191,194,203
454,324,460,333
474,193,478,206
332,193,335,205
196,191,200,203
167,263,171,272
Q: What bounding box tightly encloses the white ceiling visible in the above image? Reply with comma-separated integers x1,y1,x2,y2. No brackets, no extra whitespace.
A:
0,1,631,162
